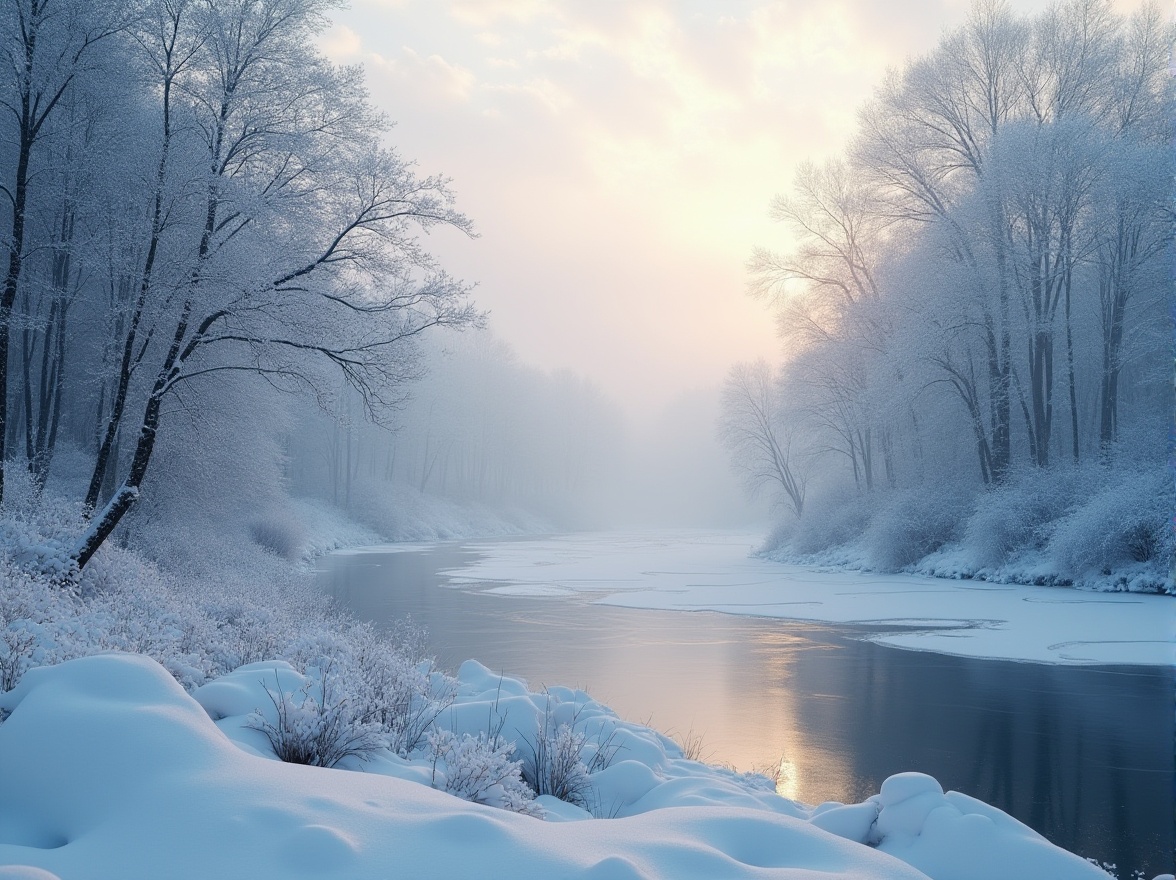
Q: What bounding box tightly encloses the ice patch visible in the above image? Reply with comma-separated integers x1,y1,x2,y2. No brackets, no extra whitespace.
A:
442,531,1172,666
482,585,575,597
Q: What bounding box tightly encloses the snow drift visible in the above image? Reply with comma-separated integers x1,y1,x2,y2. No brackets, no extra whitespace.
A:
0,654,1118,880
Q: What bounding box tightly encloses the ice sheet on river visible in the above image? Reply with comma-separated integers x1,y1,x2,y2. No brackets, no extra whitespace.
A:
443,531,1174,666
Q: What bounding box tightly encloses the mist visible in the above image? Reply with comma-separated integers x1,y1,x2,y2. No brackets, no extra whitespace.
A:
268,328,767,536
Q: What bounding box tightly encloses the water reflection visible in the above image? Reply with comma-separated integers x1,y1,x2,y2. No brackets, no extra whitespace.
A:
317,542,1173,877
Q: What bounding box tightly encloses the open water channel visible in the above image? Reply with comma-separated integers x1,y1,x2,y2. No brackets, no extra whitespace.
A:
317,538,1174,877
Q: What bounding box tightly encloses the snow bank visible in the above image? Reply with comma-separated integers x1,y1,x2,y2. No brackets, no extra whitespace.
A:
0,654,932,880
812,773,1109,880
191,658,805,820
0,655,1125,880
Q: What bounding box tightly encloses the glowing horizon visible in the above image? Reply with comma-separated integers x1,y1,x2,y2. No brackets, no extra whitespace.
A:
318,0,1138,424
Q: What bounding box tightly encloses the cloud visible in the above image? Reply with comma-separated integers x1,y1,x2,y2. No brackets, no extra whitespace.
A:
318,24,363,60
318,0,1079,420
364,46,478,103
448,0,547,27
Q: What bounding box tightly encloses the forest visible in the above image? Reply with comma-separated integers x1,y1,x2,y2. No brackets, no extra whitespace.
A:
722,0,1173,590
0,0,635,571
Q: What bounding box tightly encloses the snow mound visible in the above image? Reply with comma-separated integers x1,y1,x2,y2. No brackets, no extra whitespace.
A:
0,654,931,879
810,772,1112,880
0,656,1127,880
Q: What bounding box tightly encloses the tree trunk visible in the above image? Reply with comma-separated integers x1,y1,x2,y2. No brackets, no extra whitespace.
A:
73,388,165,568
1063,265,1079,462
85,64,176,509
74,292,194,569
0,128,34,504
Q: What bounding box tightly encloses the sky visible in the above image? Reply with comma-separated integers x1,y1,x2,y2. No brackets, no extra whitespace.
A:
316,0,1124,426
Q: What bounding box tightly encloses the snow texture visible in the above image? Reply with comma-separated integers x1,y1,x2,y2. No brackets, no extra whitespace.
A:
0,655,1118,880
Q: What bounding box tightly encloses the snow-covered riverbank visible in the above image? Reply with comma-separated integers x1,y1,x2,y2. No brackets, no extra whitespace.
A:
0,653,1121,880
442,531,1175,666
0,503,1167,879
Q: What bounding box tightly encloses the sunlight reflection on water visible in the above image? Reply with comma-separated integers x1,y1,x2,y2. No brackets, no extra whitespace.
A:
318,538,1174,878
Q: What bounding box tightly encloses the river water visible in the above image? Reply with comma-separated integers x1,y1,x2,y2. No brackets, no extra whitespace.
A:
317,539,1174,877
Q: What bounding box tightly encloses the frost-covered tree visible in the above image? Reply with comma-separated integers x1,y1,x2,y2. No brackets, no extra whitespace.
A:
743,0,1173,577
0,0,126,503
0,0,480,567
719,360,806,518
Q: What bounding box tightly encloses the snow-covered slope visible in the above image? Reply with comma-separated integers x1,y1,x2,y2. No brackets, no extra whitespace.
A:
0,655,1120,880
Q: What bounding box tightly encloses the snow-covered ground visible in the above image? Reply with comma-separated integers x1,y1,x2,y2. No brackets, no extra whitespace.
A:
442,531,1175,666
0,653,1120,880
0,497,1166,880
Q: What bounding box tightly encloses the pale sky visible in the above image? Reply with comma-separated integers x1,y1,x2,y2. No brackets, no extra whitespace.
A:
319,0,1097,424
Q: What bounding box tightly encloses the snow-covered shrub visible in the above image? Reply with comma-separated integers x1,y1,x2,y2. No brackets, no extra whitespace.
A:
782,490,871,557
519,693,622,810
248,513,307,560
0,623,41,692
348,625,456,757
522,721,592,808
957,465,1095,571
1047,469,1174,590
860,488,971,571
428,728,538,814
0,468,87,589
247,667,385,768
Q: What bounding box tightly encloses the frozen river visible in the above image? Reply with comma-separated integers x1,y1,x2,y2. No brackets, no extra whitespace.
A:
317,532,1174,877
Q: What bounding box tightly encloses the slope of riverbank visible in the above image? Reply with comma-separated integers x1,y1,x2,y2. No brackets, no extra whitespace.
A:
0,493,1160,879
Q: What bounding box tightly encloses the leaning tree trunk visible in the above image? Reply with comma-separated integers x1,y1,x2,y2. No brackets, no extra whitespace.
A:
72,392,163,569
74,297,194,569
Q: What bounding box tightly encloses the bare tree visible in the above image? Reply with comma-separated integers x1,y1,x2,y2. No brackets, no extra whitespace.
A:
719,360,806,518
748,159,893,490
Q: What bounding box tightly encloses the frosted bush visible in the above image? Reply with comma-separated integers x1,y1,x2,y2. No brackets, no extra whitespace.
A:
0,622,43,692
428,728,538,814
958,466,1095,570
348,627,456,757
860,489,971,571
1047,469,1173,590
6,534,77,586
247,668,386,768
522,721,593,808
0,484,437,703
961,487,1051,571
784,490,871,557
520,692,622,810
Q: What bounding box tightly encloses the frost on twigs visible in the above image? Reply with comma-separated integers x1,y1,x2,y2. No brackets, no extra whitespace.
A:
520,690,623,812
349,628,456,758
428,728,539,815
246,667,385,768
